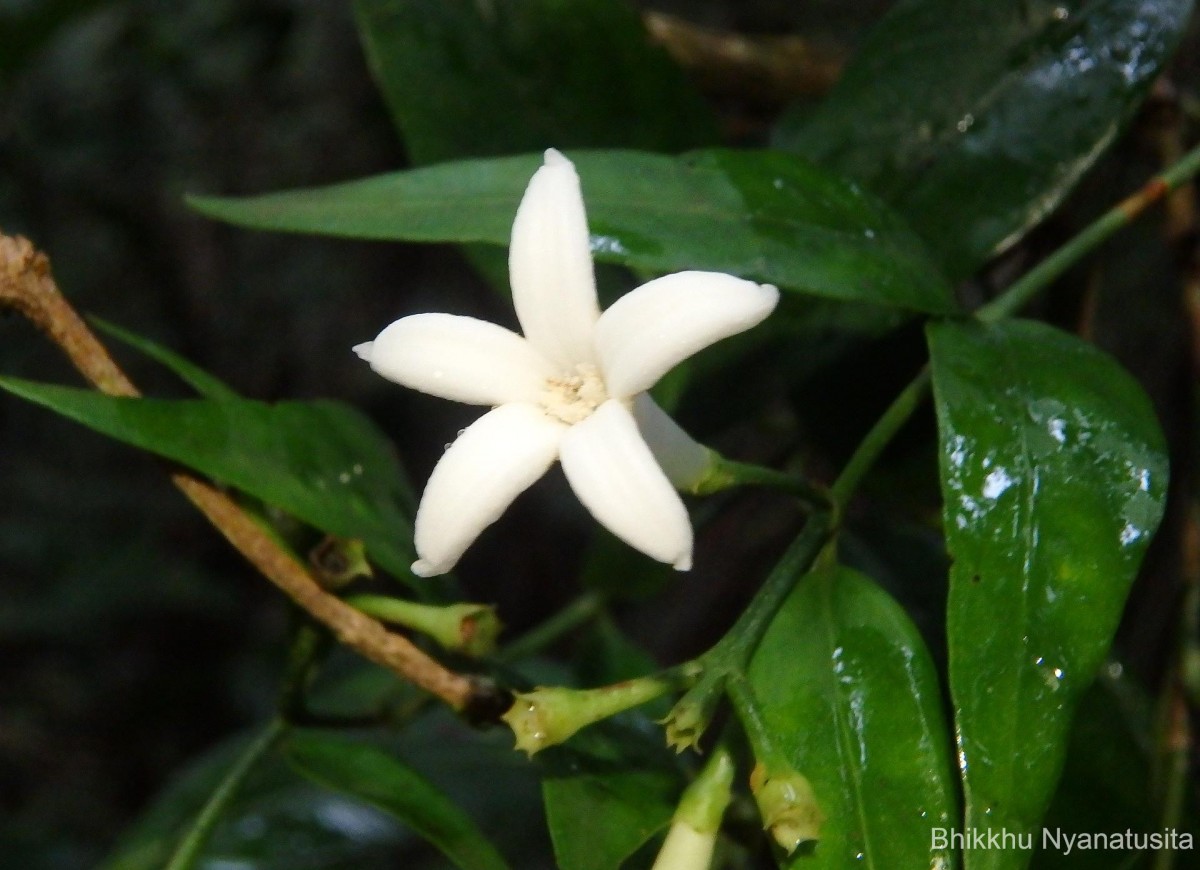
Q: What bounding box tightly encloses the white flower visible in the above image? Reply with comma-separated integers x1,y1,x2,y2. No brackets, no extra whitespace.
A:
354,149,778,577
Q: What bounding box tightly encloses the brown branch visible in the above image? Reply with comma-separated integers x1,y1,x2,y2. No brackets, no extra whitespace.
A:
642,11,844,111
0,233,491,714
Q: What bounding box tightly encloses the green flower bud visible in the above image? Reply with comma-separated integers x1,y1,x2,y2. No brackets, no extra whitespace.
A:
651,822,717,870
650,747,734,870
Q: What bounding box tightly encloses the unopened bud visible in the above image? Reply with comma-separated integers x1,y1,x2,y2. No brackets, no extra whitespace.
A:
749,762,823,853
650,747,734,870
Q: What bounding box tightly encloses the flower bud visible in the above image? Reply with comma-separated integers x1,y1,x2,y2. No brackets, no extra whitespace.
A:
652,823,717,870
749,762,824,853
502,678,672,756
650,748,734,870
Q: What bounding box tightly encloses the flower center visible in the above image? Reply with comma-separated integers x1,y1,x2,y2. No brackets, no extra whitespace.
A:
540,363,608,424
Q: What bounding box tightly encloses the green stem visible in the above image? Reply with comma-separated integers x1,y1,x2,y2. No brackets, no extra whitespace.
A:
497,591,606,662
276,621,326,721
664,516,833,749
346,594,501,656
164,717,287,870
708,515,834,667
694,454,831,508
829,366,931,508
726,674,788,772
978,139,1200,322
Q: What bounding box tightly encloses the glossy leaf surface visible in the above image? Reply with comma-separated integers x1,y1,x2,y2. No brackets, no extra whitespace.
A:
190,149,956,314
928,319,1168,869
775,0,1193,278
540,723,683,870
0,376,428,593
284,730,510,870
354,0,715,163
748,562,958,869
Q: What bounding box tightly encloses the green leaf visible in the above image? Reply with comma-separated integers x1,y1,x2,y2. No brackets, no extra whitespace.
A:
354,0,716,163
1032,663,1196,868
103,730,411,870
190,148,957,314
928,319,1169,869
91,317,240,401
0,376,429,594
775,0,1194,279
748,562,959,869
540,723,684,870
284,731,510,870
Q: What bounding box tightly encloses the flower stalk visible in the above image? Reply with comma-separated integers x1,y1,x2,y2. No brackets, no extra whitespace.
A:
662,516,834,751
347,595,502,658
687,451,831,509
503,669,695,756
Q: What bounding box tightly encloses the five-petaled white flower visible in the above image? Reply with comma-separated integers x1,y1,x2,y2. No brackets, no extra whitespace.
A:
354,149,778,577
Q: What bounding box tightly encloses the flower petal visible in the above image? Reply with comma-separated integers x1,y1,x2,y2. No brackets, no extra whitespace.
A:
357,313,555,406
559,399,692,570
509,149,600,369
632,394,712,491
412,403,565,576
595,272,779,398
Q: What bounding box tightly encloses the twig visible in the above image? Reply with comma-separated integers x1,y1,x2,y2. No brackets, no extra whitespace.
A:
642,11,843,110
0,233,491,714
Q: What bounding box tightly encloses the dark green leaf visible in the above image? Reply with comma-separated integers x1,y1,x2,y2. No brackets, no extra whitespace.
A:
284,731,510,870
540,723,684,870
0,0,110,81
190,149,956,314
0,376,429,594
91,318,240,401
775,0,1193,279
1032,664,1197,868
354,0,716,163
748,562,959,869
928,319,1169,869
103,729,411,870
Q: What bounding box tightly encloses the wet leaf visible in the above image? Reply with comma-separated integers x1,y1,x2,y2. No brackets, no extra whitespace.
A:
775,0,1193,278
748,562,959,869
284,731,510,870
354,0,715,162
928,319,1168,869
190,149,956,314
1032,664,1192,868
539,723,684,870
0,376,430,594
